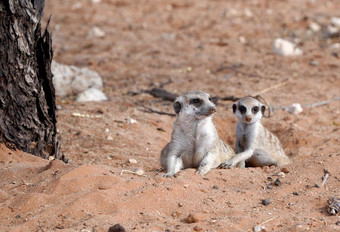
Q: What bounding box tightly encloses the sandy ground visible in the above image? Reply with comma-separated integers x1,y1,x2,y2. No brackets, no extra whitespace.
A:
1,0,340,231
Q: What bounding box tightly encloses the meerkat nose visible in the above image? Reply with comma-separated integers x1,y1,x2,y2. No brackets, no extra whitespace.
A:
209,107,216,114
245,115,252,122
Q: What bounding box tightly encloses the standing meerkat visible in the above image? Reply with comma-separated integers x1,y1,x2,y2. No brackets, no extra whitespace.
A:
220,96,290,168
161,90,235,177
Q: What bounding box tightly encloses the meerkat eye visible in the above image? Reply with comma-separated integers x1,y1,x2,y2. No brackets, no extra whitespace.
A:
239,105,246,114
190,98,202,105
252,106,259,113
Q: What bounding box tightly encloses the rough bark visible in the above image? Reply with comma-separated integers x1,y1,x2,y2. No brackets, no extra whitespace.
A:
0,0,60,159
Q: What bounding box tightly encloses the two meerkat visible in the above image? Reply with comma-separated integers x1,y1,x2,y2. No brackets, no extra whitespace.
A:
220,96,290,168
160,90,236,177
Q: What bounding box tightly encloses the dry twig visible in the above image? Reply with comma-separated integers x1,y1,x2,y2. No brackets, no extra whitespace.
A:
322,169,330,187
303,96,340,108
135,102,176,117
251,79,289,96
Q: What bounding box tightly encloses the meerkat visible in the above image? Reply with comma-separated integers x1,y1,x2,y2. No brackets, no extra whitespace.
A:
220,96,290,168
160,90,235,177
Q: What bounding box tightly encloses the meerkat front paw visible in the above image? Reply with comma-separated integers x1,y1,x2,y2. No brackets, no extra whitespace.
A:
162,173,178,178
195,168,208,175
219,160,234,169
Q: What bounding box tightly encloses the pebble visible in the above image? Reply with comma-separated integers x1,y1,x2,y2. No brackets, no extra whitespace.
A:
309,22,321,32
309,60,318,66
88,26,106,38
187,213,206,223
274,178,282,186
52,61,103,97
336,221,340,226
106,135,113,141
326,25,339,37
331,17,340,28
272,38,303,56
193,225,203,231
76,87,107,102
281,167,290,173
276,172,285,178
253,225,265,232
178,203,183,207
262,199,271,206
128,159,137,164
108,224,126,232
239,36,246,44
263,166,270,173
285,103,303,115
125,117,137,124
212,185,219,190
132,168,144,176
329,43,340,50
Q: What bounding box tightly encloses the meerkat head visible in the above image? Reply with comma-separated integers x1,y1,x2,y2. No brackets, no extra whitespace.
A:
173,90,216,119
232,96,265,124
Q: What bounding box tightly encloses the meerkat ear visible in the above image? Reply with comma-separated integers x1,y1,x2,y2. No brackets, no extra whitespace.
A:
232,104,237,113
261,105,266,115
173,101,182,114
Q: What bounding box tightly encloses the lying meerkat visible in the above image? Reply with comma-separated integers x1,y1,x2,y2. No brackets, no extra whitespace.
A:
220,96,290,168
160,90,235,177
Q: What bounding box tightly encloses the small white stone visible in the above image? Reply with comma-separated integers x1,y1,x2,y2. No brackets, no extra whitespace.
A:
286,103,303,115
52,61,103,97
91,0,101,3
88,26,106,38
326,25,339,36
253,225,265,232
128,159,137,164
133,168,144,176
104,128,109,133
125,117,137,124
48,156,55,161
239,36,246,44
272,38,303,56
76,88,107,102
309,22,321,32
331,17,340,28
329,43,340,50
106,135,113,141
276,172,286,178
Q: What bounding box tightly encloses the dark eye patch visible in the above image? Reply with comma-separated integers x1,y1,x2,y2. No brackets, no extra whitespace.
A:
239,105,246,114
190,98,202,106
252,106,259,114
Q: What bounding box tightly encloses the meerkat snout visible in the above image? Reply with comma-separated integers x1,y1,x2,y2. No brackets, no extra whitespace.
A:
209,107,216,114
245,115,252,122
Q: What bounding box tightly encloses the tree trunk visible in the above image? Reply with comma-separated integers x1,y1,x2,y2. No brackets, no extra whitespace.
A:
0,0,60,159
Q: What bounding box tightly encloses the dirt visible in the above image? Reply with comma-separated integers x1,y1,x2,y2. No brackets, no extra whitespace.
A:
1,0,340,231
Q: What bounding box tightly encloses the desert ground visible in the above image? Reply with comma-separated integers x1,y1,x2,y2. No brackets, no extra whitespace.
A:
1,0,340,231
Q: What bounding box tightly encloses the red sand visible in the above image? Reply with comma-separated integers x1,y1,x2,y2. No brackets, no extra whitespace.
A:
1,0,340,231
